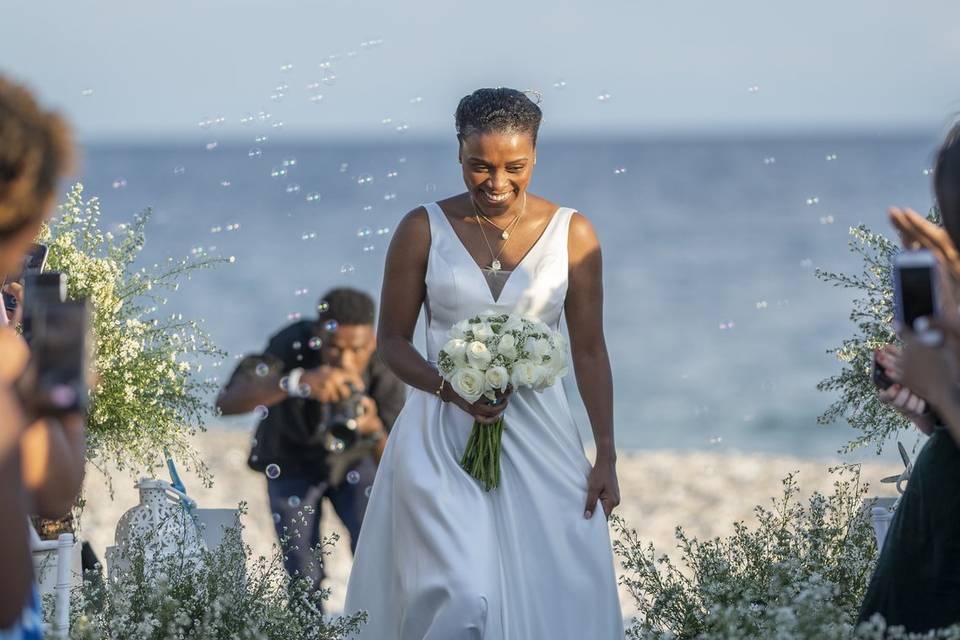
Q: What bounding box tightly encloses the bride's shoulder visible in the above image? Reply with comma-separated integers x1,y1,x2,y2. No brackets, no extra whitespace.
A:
388,206,432,253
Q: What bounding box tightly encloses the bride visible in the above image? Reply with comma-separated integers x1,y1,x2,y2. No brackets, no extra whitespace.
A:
343,87,624,639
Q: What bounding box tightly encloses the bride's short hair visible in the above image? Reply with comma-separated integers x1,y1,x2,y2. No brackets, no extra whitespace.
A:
455,87,542,146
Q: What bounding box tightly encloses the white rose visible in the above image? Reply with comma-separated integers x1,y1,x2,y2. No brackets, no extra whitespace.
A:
545,348,568,378
533,367,555,392
485,366,510,394
466,340,493,369
441,338,468,366
497,334,518,360
525,337,552,363
450,319,471,339
510,359,539,388
450,367,485,403
503,313,525,333
473,322,495,341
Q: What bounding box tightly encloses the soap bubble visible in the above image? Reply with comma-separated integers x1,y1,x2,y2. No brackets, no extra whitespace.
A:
763,157,776,165
282,157,297,167
272,512,281,524
317,300,330,313
306,192,322,203
819,215,835,225
286,184,301,194
825,153,838,161
323,319,339,332
409,96,423,104
308,94,324,103
805,197,820,206
386,170,398,179
255,135,269,144
255,363,270,377
383,192,397,201
363,244,376,253
205,142,218,151
288,496,301,508
271,167,287,178
376,227,391,236
254,405,269,420
340,162,350,173
381,117,393,125
596,93,611,102
395,123,409,133
340,264,355,275
173,166,186,175
112,179,127,189
80,88,94,97
248,148,262,159
613,167,627,175
553,80,567,89
364,486,373,497
220,180,231,188
271,121,284,129
346,470,361,484
357,227,372,238
265,464,281,479
308,337,323,350
747,85,760,93
280,63,294,72
292,341,302,350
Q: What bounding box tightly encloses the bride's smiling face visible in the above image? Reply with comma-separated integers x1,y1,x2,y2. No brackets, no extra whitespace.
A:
458,131,536,214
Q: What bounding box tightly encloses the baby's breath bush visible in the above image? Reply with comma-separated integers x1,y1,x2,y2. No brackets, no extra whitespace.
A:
66,508,366,639
39,183,224,481
613,465,877,639
815,212,940,453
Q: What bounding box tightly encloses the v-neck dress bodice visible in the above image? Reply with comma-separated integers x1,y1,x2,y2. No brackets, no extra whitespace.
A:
343,201,624,639
422,201,572,364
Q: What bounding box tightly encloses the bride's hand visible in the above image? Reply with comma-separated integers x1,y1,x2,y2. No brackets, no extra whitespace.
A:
448,385,513,425
584,458,620,520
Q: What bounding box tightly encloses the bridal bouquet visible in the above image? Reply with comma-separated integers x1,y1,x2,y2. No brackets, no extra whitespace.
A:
438,311,569,491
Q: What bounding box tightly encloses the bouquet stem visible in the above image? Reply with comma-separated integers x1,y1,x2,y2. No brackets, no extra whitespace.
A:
459,417,505,491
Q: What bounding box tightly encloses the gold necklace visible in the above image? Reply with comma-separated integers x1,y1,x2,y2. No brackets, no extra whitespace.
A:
472,192,526,272
476,208,522,240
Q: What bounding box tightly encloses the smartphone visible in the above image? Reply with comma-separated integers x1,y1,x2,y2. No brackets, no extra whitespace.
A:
2,243,49,312
29,299,91,415
21,272,67,344
893,250,938,330
872,353,895,390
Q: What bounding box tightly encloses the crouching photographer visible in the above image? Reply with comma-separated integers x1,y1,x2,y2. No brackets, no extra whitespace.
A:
217,288,405,601
858,123,960,633
0,73,89,637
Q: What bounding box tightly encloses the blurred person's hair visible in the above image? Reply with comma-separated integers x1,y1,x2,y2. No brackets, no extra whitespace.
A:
317,288,376,327
455,87,543,146
934,120,960,246
0,75,74,241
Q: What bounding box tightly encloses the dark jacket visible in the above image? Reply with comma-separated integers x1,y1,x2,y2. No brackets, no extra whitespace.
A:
224,320,406,479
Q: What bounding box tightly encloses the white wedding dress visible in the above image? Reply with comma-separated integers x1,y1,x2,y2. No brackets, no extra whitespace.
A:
343,202,624,639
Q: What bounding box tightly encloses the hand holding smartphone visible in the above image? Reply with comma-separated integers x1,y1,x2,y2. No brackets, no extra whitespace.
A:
893,249,942,346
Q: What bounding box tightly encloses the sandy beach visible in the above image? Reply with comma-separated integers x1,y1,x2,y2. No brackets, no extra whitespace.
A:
77,427,901,619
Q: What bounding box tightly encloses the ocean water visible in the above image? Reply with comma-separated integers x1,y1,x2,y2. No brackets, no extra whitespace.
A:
78,134,937,458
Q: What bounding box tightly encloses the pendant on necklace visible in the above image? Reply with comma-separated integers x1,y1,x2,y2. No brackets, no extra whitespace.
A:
501,230,510,240
491,259,502,272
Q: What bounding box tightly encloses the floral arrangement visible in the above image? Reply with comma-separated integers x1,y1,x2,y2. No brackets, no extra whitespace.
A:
613,466,878,639
67,508,366,639
39,183,224,481
815,212,942,453
438,311,568,490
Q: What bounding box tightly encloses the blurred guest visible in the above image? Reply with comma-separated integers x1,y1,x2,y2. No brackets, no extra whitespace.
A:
217,288,405,603
859,122,960,632
0,73,76,636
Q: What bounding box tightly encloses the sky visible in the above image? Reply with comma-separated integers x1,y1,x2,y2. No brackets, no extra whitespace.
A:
2,0,959,141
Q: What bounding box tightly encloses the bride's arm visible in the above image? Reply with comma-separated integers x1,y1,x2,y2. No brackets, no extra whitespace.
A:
378,208,508,425
565,212,620,519
377,208,438,394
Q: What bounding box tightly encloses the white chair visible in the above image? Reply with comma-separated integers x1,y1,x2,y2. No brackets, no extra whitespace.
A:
29,526,73,639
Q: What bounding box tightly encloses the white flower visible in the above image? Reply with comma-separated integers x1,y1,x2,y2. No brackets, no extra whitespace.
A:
533,366,554,392
450,367,485,403
441,338,468,366
525,337,552,363
485,366,510,394
510,360,540,388
497,334,518,360
545,348,568,378
466,340,492,369
450,319,471,340
473,322,495,341
503,313,525,333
